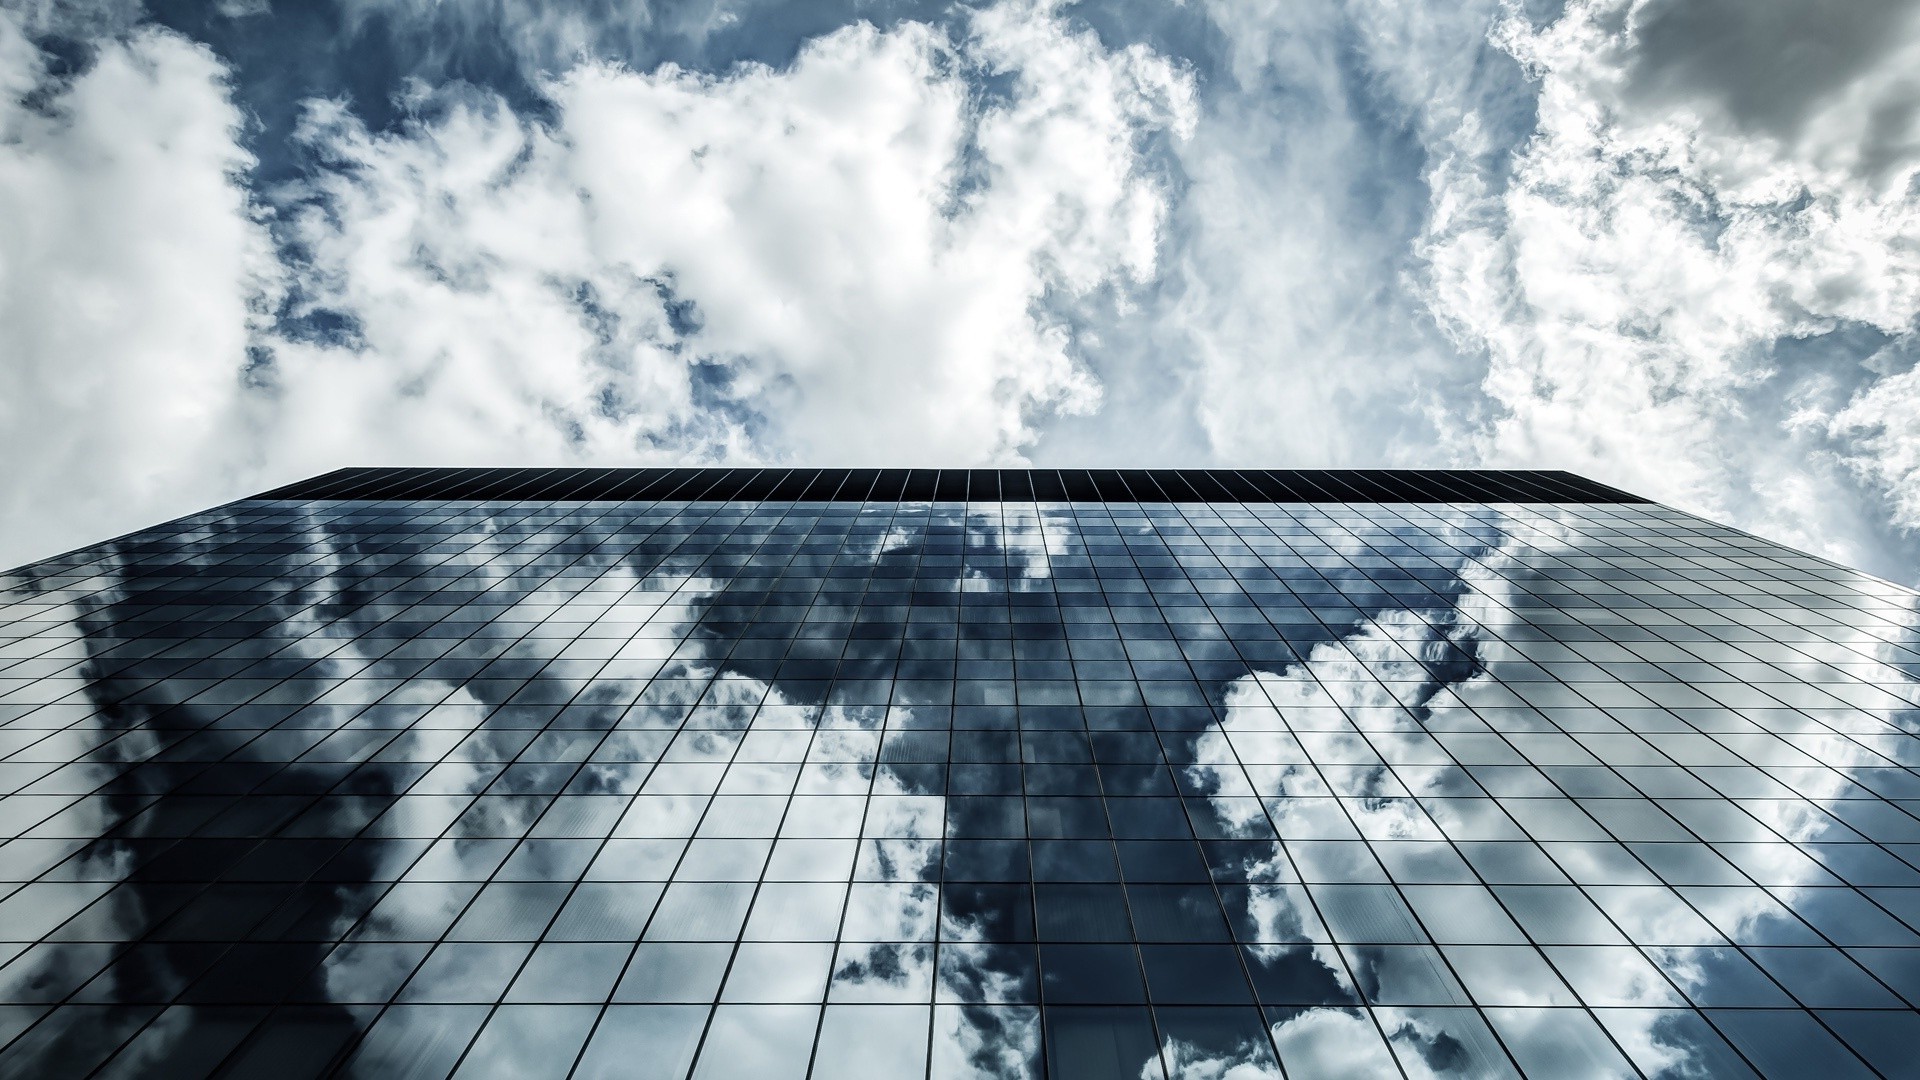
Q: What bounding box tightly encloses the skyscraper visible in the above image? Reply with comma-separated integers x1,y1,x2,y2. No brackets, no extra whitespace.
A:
1,466,1916,1078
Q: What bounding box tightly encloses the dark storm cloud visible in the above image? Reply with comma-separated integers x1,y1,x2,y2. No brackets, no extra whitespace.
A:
1626,0,1920,141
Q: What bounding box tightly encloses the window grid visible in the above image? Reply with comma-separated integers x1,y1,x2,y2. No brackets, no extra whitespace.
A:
0,483,1915,1077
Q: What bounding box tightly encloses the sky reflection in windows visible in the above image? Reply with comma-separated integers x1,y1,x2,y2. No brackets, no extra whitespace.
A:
0,486,1917,1077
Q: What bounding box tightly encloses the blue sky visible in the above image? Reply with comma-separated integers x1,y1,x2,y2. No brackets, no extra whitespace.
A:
6,0,1920,583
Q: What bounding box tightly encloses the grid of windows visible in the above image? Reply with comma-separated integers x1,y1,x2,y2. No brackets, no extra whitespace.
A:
0,476,1917,1078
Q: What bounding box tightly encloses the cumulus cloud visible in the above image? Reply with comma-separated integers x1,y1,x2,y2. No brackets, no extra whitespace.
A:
0,0,1192,570
14,0,1920,588
0,9,279,570
1409,0,1920,571
1825,365,1920,528
269,3,1191,471
1125,0,1920,580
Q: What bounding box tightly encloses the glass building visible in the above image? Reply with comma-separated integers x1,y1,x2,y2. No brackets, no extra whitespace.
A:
1,466,1918,1080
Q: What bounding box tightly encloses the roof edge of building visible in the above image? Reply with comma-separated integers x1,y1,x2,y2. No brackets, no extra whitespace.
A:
249,467,1650,504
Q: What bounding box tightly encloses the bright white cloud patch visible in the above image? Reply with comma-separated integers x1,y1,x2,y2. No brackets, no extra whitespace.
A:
0,11,277,571
0,0,1192,570
1153,0,1920,579
272,3,1192,473
1413,0,1920,565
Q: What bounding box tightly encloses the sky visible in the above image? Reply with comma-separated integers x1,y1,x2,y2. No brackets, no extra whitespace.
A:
5,0,1920,584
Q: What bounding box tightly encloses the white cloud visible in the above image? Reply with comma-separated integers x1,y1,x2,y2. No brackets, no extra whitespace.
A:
0,10,278,571
1141,0,1920,578
1412,0,1920,570
264,0,1192,477
1269,1008,1401,1079
1826,368,1920,528
0,0,1193,570
15,0,1920,584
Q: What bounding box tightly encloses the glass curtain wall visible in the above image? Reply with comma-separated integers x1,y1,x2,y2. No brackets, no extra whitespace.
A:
0,471,1916,1078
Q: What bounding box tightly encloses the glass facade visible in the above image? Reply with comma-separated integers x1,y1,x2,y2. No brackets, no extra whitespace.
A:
1,467,1917,1079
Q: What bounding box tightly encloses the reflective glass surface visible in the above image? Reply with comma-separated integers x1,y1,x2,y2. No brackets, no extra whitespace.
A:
1,482,1918,1077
